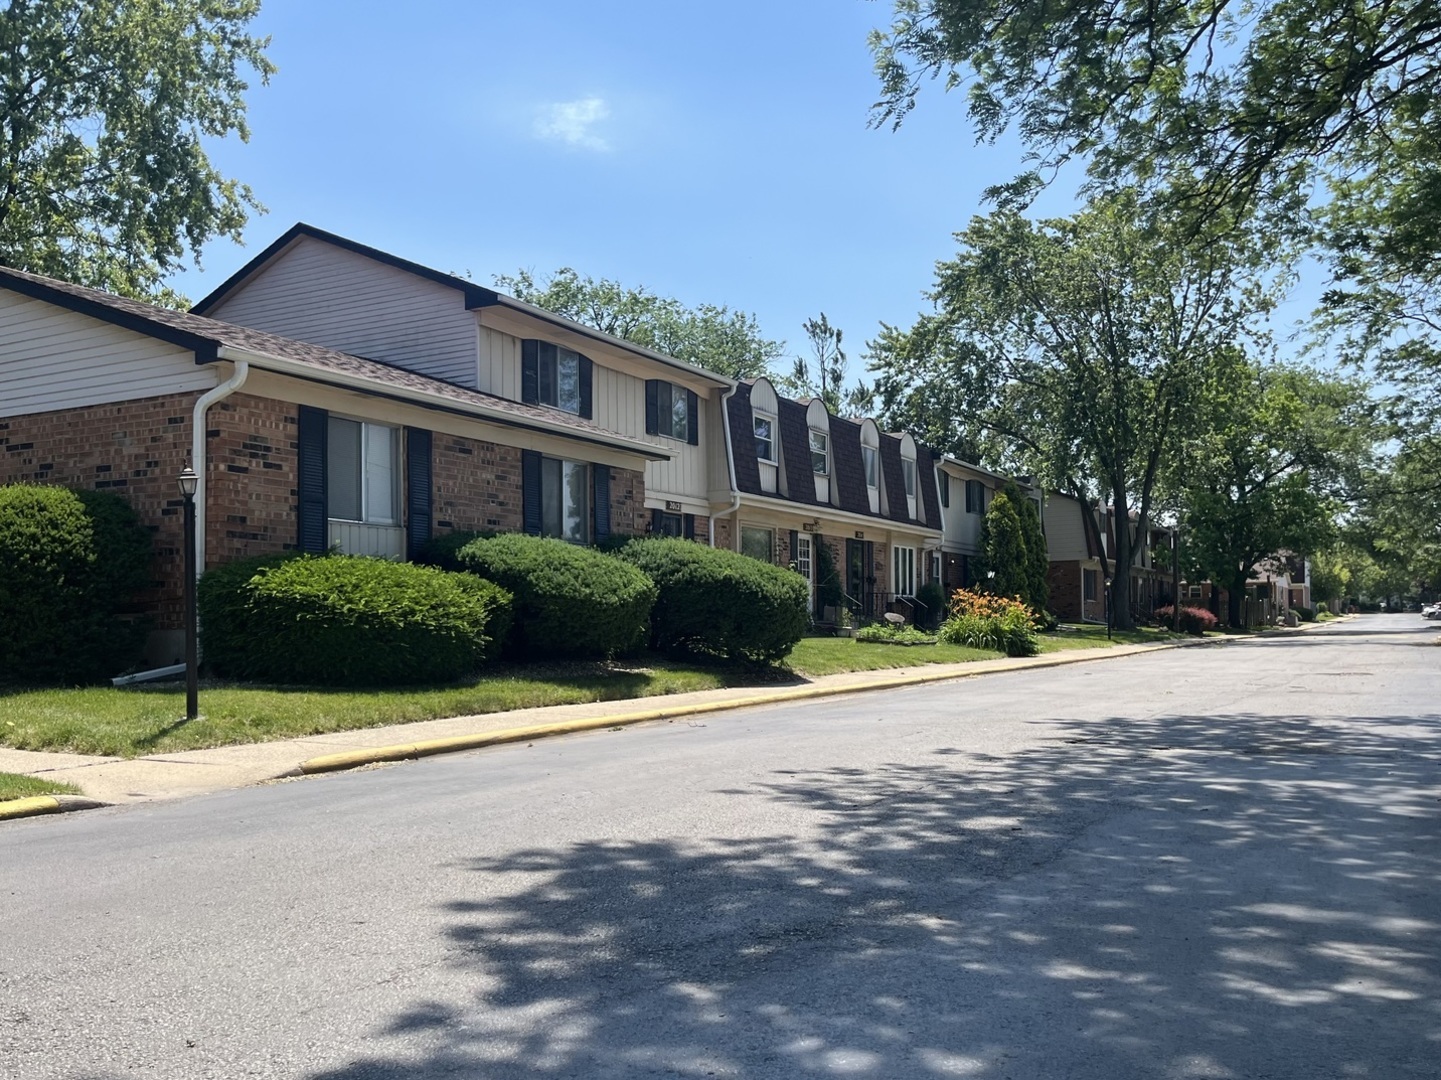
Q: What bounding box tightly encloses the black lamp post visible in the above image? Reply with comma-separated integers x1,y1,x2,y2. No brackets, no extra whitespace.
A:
1104,577,1113,640
178,465,199,721
1171,529,1181,633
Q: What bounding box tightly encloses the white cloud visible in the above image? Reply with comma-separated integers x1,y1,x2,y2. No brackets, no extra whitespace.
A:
533,96,612,152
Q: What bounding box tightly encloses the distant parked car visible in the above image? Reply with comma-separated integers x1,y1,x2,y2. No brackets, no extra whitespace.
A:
1422,602,1441,620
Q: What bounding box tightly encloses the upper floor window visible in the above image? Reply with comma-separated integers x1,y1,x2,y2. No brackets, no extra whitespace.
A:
965,478,986,514
939,471,950,507
327,418,397,525
902,457,917,498
522,340,593,418
809,429,829,474
645,380,698,445
862,445,878,488
754,412,776,463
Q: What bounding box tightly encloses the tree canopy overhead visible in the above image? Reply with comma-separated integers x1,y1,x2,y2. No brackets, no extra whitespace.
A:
0,0,275,301
494,267,784,382
870,0,1441,219
867,191,1280,627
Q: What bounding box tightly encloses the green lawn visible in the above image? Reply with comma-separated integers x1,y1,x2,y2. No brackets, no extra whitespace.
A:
0,772,80,801
785,636,1002,676
1036,623,1185,651
0,660,735,759
1,623,1190,760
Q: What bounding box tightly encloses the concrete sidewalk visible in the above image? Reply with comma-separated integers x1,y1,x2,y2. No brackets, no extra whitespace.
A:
0,636,1227,808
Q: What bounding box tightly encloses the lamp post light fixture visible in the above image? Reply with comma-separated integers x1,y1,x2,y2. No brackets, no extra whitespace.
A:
177,465,199,721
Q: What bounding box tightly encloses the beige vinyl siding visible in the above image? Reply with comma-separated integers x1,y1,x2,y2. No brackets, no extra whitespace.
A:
204,236,479,387
1043,494,1090,561
477,325,522,397
0,291,216,417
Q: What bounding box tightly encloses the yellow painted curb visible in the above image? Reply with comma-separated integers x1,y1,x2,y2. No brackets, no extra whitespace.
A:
0,795,62,820
297,638,1212,776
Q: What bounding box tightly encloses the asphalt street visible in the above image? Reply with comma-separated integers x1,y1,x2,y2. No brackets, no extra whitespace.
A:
3,614,1438,1079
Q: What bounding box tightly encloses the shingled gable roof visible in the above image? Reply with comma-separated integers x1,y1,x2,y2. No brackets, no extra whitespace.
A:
827,415,871,515
776,397,820,505
917,446,943,531
0,264,665,460
190,222,732,388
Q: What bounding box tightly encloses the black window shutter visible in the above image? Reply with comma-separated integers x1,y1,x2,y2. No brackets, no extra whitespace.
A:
644,380,659,435
521,450,542,535
297,405,328,553
686,389,699,445
650,507,663,534
683,513,696,541
592,464,611,541
538,343,557,405
940,472,949,508
578,355,594,419
521,340,539,404
404,427,432,560
789,530,799,569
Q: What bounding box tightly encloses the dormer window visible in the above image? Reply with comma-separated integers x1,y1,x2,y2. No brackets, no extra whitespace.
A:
902,456,916,498
862,446,878,488
522,340,593,418
754,411,776,463
809,429,828,474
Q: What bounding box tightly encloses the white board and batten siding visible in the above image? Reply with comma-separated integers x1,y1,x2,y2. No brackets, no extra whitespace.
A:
0,291,216,417
205,236,479,388
1042,493,1091,561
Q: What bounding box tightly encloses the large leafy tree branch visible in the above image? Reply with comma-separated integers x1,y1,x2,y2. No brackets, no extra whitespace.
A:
0,0,275,301
867,192,1278,627
494,266,784,381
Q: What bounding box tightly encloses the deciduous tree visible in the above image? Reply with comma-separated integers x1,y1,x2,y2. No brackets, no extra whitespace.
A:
0,0,275,300
494,267,783,381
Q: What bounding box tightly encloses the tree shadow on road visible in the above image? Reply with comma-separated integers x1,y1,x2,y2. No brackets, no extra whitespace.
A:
308,706,1441,1079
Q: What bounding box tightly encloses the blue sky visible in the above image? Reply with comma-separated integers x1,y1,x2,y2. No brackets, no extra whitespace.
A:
177,1,1319,369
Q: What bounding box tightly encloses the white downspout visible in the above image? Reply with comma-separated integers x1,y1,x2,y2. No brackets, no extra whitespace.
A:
190,358,250,577
711,383,741,548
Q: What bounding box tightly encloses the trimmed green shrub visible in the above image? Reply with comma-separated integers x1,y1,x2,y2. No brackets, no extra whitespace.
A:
1294,605,1316,623
416,529,497,572
457,534,656,658
0,484,153,684
915,580,946,631
201,554,511,685
1315,601,1330,615
198,550,305,669
616,537,808,665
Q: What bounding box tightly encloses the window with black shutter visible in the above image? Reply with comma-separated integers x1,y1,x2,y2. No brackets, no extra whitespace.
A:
521,340,593,419
644,379,698,444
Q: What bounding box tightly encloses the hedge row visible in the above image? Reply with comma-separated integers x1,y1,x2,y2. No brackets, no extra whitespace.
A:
199,535,811,684
0,484,152,685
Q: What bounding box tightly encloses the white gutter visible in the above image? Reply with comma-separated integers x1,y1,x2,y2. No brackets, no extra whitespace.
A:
711,383,742,548
215,345,668,462
191,358,250,577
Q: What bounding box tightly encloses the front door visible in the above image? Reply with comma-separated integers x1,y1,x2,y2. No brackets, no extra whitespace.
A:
794,533,815,616
846,538,864,617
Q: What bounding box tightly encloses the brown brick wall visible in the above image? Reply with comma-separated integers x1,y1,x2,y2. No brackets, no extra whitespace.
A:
1048,561,1083,622
204,393,300,567
432,435,523,535
609,466,645,537
0,391,203,630
714,517,734,551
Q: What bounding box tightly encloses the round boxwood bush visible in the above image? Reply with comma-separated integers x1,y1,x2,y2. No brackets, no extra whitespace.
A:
616,537,809,665
200,554,512,686
0,484,153,684
455,534,656,658
198,550,305,672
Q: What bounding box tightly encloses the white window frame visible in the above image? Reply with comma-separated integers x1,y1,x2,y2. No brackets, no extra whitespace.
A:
893,545,917,598
902,457,917,498
809,429,829,475
538,346,583,415
740,525,774,562
862,445,879,489
754,412,777,463
327,417,399,526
